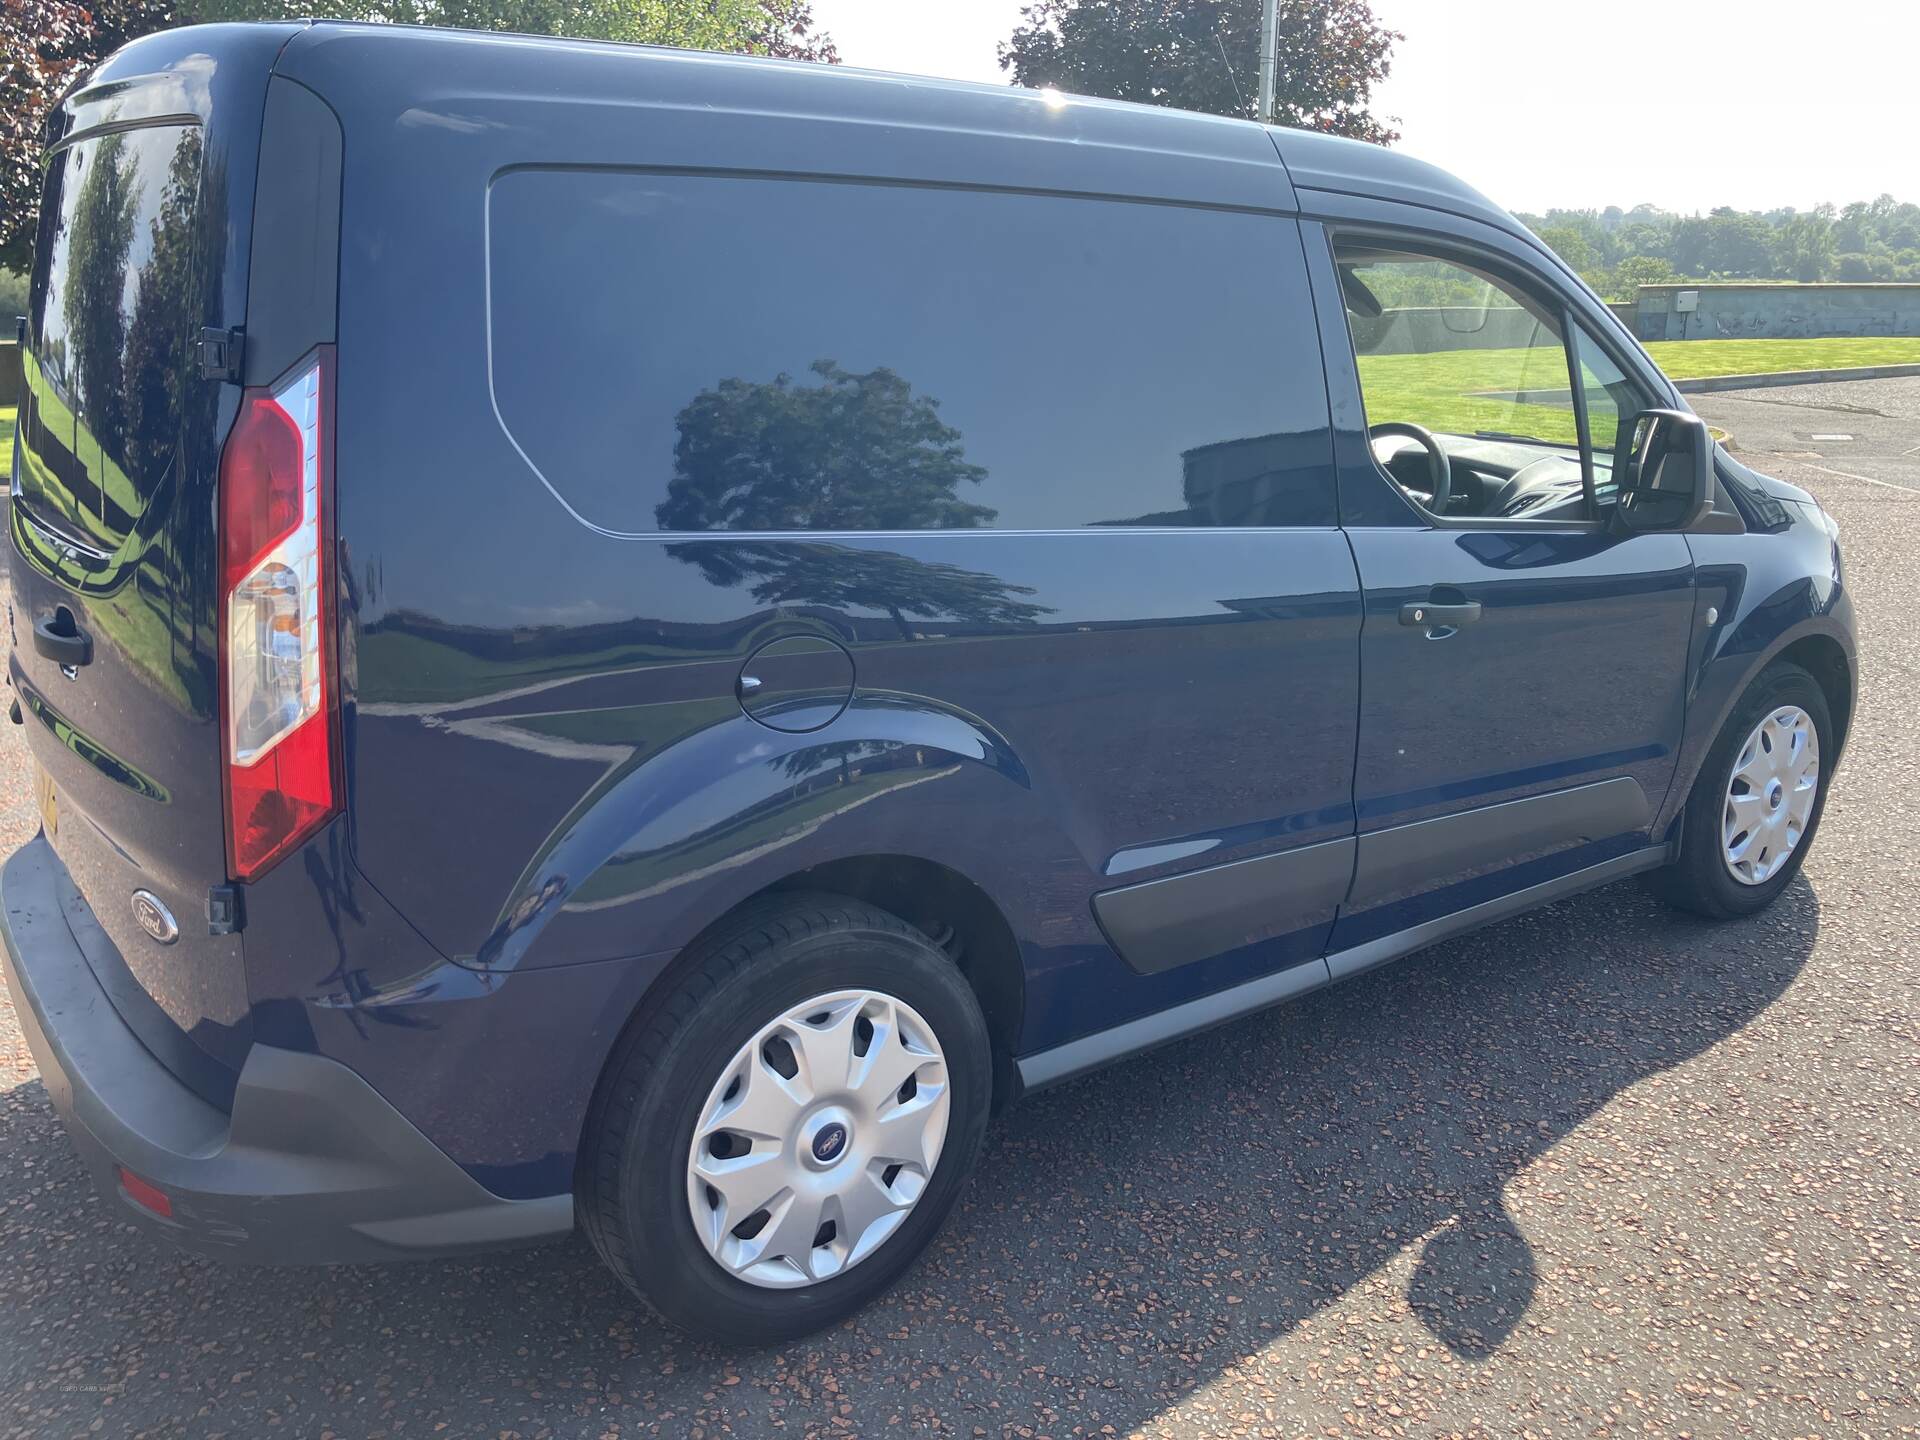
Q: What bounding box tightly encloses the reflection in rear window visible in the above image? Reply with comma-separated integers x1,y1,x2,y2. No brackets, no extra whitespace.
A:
21,123,203,549
487,171,1336,533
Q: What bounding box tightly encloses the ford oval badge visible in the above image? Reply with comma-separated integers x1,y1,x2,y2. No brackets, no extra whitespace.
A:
131,890,179,945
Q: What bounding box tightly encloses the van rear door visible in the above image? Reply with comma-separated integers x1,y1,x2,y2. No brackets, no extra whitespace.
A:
7,27,296,1103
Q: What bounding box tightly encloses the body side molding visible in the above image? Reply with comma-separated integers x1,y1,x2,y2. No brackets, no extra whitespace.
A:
1348,776,1649,911
1092,834,1356,976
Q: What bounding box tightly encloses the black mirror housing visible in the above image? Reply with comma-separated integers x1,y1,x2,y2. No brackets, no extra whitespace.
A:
1613,408,1714,533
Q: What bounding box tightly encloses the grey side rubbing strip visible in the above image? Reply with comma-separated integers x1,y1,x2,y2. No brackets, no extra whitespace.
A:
1092,835,1356,975
1017,957,1331,1092
1326,845,1669,983
1347,776,1648,911
1019,845,1670,1094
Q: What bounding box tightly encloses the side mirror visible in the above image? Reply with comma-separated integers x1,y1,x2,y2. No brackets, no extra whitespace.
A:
1612,408,1713,533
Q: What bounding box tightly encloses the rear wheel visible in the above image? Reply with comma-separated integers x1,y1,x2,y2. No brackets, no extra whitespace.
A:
1647,661,1833,919
578,893,992,1343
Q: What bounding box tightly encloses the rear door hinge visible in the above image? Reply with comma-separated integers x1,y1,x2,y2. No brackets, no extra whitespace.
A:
207,884,245,935
197,327,245,383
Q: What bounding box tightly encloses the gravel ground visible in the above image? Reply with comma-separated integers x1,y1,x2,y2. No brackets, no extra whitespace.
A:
1,383,1916,1439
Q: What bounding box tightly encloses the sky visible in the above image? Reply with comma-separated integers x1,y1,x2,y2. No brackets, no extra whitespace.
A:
805,0,1913,216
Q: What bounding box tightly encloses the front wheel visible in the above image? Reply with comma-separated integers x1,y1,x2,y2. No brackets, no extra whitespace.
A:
1647,661,1834,919
577,893,992,1343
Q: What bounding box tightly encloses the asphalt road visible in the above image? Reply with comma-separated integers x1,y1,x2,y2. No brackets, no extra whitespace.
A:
1704,374,1920,494
1,382,1916,1439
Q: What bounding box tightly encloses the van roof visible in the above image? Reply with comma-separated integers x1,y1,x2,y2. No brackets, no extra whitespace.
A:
270,20,1522,236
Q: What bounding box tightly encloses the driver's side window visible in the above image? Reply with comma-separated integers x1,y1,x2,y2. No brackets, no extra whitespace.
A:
1335,240,1588,522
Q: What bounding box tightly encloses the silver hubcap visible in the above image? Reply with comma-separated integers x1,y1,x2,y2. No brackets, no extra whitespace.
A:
1723,705,1820,886
685,989,949,1289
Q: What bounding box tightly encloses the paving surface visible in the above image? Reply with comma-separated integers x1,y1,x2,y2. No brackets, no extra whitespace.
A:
1707,374,1920,495
1,383,1916,1438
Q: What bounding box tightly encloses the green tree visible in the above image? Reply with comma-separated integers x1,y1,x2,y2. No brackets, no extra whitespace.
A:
1772,212,1834,283
751,0,837,60
0,0,172,272
193,0,841,52
121,129,206,491
1831,202,1871,253
657,359,1052,640
1000,0,1400,142
191,0,758,46
2,0,836,272
1834,252,1874,282
1609,254,1677,297
658,360,995,534
1537,224,1593,272
1886,205,1920,252
62,131,140,455
1668,215,1713,276
667,541,1053,641
1706,208,1773,277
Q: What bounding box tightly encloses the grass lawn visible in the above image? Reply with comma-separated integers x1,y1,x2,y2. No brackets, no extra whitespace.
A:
1356,334,1920,447
1356,347,1583,446
1642,336,1920,381
1,405,13,482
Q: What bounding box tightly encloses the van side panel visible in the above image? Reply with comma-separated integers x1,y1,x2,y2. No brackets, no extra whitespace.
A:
257,25,1362,1142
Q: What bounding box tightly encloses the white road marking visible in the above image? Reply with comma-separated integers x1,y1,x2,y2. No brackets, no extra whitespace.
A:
1779,458,1920,494
1810,433,1854,442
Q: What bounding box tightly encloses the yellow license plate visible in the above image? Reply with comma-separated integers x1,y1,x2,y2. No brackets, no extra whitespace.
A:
34,763,57,841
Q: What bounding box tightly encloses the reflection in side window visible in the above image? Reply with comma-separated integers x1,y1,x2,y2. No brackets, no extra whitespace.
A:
487,172,1335,533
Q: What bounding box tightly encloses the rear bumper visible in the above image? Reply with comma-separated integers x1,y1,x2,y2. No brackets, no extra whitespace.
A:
0,835,574,1264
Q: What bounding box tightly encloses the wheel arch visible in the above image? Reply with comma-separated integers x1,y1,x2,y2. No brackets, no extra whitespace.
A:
765,855,1026,1109
576,852,1029,1178
1657,614,1856,841
1773,632,1854,758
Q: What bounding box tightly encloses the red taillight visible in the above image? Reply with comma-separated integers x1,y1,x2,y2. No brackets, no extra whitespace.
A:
218,349,337,883
117,1166,173,1218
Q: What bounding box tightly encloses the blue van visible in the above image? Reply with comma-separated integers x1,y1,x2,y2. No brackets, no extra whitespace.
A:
2,22,1853,1342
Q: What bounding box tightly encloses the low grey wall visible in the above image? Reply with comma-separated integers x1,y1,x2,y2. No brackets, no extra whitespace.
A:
1351,306,1551,355
1634,283,1920,341
0,342,19,409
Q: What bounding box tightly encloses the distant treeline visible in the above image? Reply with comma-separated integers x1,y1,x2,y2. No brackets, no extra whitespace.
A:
1520,196,1920,301
4,196,1915,328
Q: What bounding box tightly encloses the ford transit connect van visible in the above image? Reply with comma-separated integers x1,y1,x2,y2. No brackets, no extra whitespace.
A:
2,22,1854,1342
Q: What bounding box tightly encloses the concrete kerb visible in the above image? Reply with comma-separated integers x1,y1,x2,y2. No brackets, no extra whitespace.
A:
1671,363,1920,394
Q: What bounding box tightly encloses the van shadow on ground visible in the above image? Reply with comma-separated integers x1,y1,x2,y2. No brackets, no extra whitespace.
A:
0,875,1817,1436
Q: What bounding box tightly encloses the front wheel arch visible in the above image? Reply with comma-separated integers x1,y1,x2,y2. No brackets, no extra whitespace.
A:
1773,633,1853,760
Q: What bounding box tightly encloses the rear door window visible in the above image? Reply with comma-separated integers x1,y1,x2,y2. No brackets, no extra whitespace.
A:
487,172,1334,533
20,123,204,551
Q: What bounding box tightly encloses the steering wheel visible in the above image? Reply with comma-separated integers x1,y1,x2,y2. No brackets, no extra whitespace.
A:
1369,422,1452,515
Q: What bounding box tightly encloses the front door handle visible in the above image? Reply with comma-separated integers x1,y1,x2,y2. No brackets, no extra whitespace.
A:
1399,600,1482,629
33,608,92,672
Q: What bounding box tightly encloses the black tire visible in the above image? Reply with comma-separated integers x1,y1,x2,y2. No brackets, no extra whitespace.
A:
1646,661,1834,920
577,892,992,1344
